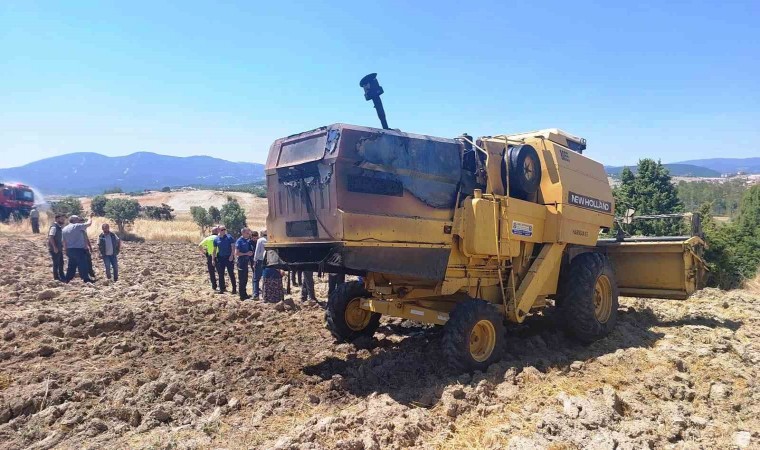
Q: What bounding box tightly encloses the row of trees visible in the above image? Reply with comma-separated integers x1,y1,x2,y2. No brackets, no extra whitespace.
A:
677,178,749,218
191,197,247,236
613,159,759,289
50,196,174,234
104,184,264,197
51,195,247,237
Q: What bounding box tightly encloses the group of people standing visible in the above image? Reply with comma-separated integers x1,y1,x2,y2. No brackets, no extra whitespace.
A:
42,214,348,303
47,214,121,283
198,226,347,304
199,226,269,301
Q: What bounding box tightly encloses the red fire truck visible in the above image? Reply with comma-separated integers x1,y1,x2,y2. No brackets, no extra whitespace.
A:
0,182,35,221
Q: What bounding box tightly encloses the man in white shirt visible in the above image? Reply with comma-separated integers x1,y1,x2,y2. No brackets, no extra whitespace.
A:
252,230,267,299
30,207,40,234
62,215,94,283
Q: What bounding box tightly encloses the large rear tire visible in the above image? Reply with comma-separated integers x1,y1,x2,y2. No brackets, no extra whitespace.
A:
558,253,619,343
442,299,506,372
326,281,381,342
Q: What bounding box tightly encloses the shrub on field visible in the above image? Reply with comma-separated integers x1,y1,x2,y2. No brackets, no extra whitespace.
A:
221,197,246,237
208,205,222,223
105,198,141,234
50,197,84,218
191,206,213,235
90,195,108,216
142,203,175,221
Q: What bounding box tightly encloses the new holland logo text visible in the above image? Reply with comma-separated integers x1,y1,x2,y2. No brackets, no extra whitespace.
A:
568,191,611,213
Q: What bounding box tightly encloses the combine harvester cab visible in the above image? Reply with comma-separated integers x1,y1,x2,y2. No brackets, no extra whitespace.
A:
265,74,707,372
264,124,461,280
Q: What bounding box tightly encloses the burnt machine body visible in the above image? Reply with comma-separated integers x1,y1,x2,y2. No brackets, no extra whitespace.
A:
265,124,461,279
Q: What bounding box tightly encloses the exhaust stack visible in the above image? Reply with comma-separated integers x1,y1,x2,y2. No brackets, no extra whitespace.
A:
359,73,389,130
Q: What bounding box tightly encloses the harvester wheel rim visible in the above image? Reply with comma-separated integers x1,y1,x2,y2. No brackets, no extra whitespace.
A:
344,298,371,331
469,319,497,362
523,156,536,181
593,274,613,323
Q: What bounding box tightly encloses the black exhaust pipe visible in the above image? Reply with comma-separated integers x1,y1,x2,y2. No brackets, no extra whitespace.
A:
359,73,389,130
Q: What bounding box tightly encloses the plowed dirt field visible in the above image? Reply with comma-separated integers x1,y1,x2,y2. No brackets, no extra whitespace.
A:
0,235,757,449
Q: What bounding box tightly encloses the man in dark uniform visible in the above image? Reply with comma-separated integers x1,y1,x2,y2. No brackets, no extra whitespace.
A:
235,228,255,300
213,226,237,295
47,214,66,281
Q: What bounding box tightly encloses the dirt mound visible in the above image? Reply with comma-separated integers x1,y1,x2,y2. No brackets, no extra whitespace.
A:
0,235,757,449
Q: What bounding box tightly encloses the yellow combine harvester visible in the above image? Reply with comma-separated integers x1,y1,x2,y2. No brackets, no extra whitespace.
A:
265,74,706,371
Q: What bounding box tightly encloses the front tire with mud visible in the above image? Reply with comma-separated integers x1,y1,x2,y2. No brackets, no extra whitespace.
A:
558,252,619,343
442,299,506,372
326,281,381,342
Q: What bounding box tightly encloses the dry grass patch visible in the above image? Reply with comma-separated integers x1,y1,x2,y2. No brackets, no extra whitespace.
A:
0,216,265,243
745,272,760,293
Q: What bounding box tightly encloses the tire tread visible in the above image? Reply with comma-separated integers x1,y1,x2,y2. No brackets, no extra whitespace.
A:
558,252,619,343
442,299,506,372
325,281,381,342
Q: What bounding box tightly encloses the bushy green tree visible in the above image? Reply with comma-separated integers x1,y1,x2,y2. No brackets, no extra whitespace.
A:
90,195,108,216
105,198,141,234
613,159,685,236
191,206,213,235
220,197,246,237
699,185,760,289
50,197,84,218
103,187,123,194
736,185,760,233
208,205,222,224
699,204,742,289
734,185,760,280
161,186,171,193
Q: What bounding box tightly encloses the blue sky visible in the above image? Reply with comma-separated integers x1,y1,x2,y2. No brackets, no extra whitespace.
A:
1,1,759,168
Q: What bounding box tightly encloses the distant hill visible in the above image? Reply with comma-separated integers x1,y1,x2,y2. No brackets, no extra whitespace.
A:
606,163,721,178
672,157,760,175
0,152,265,196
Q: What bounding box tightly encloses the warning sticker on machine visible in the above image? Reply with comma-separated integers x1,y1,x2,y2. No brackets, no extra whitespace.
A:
512,220,534,237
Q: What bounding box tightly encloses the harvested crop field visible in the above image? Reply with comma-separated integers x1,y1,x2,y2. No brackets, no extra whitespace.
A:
79,190,268,219
0,234,757,449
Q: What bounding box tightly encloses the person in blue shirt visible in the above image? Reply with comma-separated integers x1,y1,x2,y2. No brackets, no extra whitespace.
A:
213,226,237,295
234,228,255,300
